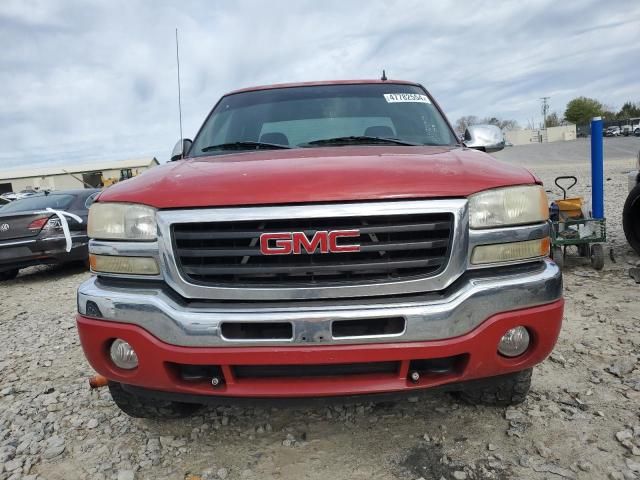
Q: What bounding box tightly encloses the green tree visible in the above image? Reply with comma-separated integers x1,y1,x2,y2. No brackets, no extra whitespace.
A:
617,101,640,119
564,97,603,125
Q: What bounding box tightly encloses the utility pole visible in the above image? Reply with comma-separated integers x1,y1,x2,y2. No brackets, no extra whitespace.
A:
540,97,550,129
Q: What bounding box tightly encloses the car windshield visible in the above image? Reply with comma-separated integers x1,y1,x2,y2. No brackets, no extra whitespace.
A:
190,83,458,156
0,194,75,213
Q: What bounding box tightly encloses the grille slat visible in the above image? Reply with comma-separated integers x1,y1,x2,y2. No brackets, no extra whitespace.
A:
176,239,449,258
182,257,446,275
172,212,453,287
173,221,452,240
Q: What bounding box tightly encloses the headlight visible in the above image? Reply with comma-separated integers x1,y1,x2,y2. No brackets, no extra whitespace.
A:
469,185,548,229
88,203,156,240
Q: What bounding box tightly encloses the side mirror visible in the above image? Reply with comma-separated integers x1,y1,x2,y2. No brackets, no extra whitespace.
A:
463,125,505,153
171,138,193,161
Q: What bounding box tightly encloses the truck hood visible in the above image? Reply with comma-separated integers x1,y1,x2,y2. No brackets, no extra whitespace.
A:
99,146,537,209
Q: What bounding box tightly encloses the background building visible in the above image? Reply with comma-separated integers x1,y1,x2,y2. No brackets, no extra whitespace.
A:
504,125,577,146
0,157,159,194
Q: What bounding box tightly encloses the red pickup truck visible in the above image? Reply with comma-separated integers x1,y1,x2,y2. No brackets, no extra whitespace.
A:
76,80,563,418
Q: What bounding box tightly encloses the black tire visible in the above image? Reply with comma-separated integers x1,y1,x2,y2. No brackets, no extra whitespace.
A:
0,268,19,281
590,244,605,270
634,129,640,137
456,369,532,407
623,183,640,255
108,382,202,419
551,246,564,269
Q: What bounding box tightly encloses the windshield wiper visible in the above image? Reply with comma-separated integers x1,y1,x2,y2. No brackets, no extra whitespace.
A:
201,141,292,152
299,136,420,147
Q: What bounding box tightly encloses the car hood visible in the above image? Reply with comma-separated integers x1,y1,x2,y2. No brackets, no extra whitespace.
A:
98,146,537,209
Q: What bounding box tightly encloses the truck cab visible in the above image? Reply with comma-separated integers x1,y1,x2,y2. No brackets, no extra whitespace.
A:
76,80,563,418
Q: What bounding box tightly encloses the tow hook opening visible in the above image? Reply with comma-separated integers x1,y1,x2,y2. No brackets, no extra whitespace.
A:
407,355,468,384
172,364,226,388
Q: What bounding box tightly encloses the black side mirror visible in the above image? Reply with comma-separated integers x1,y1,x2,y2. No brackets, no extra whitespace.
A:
171,138,193,161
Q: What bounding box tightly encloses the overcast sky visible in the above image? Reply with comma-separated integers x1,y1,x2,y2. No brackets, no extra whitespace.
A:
1,0,640,168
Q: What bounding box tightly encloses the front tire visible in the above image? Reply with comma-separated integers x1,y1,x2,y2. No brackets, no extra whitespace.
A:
0,268,19,281
623,184,640,255
456,369,532,406
108,382,202,419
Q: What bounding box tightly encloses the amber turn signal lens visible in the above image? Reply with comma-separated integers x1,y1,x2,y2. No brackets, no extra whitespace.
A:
471,237,550,265
89,254,159,275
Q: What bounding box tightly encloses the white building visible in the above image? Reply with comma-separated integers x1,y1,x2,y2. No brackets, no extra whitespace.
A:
0,157,159,194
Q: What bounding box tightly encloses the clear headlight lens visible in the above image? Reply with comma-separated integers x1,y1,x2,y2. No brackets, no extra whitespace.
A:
88,203,156,240
469,185,549,229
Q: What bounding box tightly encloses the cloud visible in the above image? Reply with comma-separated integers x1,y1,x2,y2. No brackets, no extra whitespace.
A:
0,0,639,168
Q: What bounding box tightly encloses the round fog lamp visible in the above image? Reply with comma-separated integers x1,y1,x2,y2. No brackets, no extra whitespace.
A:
110,339,139,369
498,326,530,357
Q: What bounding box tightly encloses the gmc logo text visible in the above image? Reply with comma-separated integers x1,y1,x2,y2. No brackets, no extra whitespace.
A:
259,230,361,255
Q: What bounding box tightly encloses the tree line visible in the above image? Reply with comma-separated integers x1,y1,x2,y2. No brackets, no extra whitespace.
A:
456,99,640,132
563,98,640,126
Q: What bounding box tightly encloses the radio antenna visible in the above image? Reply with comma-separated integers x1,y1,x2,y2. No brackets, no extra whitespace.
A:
175,28,184,158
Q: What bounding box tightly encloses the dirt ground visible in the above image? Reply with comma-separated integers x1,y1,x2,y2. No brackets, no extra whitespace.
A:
1,141,639,480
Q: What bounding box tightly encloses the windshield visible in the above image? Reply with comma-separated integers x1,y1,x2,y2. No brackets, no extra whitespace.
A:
0,194,75,213
190,83,458,156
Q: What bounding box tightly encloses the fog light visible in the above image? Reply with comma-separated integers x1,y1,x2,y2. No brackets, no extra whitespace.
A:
497,326,530,357
109,339,139,369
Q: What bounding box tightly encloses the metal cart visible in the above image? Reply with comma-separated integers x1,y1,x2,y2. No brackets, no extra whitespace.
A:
549,176,606,270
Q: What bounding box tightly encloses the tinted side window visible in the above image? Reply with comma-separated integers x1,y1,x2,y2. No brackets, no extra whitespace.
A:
0,194,75,213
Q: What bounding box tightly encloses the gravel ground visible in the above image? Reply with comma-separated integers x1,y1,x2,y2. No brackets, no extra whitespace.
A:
1,142,640,480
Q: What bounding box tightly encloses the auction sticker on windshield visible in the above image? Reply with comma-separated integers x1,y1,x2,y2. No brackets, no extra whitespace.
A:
383,93,431,103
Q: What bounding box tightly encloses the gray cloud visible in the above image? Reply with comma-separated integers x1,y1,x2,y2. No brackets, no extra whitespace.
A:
1,0,639,168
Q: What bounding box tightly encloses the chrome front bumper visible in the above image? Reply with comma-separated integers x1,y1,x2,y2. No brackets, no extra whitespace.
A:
77,259,562,348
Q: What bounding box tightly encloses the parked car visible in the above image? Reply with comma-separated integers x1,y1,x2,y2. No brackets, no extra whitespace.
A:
604,126,621,137
76,79,562,418
0,189,100,280
623,151,640,255
0,189,39,202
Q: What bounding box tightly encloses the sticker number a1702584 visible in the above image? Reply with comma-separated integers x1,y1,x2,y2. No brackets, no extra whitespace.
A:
383,93,431,104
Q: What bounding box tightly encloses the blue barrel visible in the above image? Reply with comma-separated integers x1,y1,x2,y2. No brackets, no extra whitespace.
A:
591,117,604,218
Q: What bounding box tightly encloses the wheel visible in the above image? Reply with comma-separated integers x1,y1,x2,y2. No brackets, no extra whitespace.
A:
0,268,19,281
456,369,532,406
590,244,604,270
108,382,202,419
623,184,640,255
634,129,640,136
551,246,564,269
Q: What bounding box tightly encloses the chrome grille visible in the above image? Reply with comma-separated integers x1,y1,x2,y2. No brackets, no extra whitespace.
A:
172,213,453,287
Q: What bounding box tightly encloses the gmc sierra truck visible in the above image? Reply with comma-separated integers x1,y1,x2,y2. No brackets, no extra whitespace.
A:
76,80,563,418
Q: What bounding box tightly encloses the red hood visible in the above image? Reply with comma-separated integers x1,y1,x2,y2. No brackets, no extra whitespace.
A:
99,146,536,209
